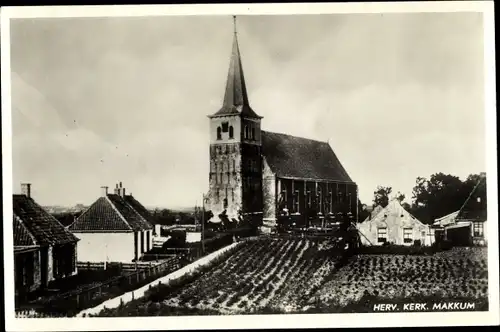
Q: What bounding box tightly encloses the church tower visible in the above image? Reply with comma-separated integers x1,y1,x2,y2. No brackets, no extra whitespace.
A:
207,16,263,221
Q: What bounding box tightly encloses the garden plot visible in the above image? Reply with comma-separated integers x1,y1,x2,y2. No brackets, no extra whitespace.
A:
312,247,488,307
94,237,345,316
92,240,488,316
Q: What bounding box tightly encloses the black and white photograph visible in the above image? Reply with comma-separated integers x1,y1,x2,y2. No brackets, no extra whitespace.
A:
2,2,498,330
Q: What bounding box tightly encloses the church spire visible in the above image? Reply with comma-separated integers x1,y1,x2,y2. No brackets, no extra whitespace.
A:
210,16,261,119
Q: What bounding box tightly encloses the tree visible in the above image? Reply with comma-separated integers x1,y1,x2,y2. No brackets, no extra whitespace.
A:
373,186,392,208
396,191,405,202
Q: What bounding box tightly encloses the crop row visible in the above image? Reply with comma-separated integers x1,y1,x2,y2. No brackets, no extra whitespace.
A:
313,252,489,307
158,237,346,313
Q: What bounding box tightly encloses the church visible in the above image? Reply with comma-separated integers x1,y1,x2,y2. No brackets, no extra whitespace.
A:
206,18,358,232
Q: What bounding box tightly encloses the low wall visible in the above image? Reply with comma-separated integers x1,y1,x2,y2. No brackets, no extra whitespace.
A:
75,242,240,317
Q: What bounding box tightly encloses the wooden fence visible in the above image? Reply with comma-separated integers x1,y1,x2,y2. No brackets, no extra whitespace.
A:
16,256,182,318
77,261,166,273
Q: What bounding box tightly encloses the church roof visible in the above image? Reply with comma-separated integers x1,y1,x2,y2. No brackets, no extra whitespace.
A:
69,194,153,232
210,18,261,119
13,194,79,246
261,131,354,183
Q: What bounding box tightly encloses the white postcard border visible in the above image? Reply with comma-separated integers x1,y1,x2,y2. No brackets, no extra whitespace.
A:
2,2,498,330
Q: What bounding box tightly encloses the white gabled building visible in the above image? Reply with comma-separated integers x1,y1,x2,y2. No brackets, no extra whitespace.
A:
357,198,434,247
68,182,154,263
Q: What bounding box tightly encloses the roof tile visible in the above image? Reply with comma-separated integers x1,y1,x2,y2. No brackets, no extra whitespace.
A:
13,194,79,245
69,196,131,232
262,131,354,183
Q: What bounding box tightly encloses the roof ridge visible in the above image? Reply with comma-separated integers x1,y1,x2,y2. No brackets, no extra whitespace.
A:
124,196,152,228
457,176,486,218
105,195,133,231
14,213,38,246
262,130,328,144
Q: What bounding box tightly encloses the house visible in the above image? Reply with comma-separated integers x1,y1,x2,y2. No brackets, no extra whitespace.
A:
205,18,357,233
432,173,487,246
68,183,154,263
356,198,433,246
13,183,79,297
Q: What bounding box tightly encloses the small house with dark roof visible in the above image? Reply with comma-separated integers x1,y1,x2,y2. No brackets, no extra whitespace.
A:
205,17,358,232
69,182,154,263
433,173,487,246
13,183,79,296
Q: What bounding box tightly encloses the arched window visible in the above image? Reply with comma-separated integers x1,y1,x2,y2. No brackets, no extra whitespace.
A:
217,127,222,140
229,126,234,139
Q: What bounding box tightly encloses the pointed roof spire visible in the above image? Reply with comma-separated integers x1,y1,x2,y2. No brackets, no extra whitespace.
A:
210,16,261,119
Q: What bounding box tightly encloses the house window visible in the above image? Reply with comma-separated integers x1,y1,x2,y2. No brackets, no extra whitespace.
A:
141,231,145,254
251,127,256,140
282,183,288,204
307,191,312,208
223,198,228,209
377,228,387,243
329,191,333,213
318,189,323,213
134,232,139,260
403,228,413,243
473,222,484,237
217,127,222,140
292,190,299,213
221,122,229,132
244,125,248,139
229,126,234,139
232,188,235,202
232,160,236,172
146,231,150,251
421,231,426,237
477,197,481,203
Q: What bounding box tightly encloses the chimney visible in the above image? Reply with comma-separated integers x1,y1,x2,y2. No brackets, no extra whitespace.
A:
101,186,109,197
114,183,119,195
21,183,31,198
120,187,126,198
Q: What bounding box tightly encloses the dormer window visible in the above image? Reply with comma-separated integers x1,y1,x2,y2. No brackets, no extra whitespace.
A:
229,126,234,139
217,127,222,140
251,127,256,140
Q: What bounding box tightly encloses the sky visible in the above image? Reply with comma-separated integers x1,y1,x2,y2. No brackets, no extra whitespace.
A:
9,12,486,208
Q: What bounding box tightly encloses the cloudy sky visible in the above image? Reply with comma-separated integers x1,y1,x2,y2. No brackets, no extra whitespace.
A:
9,12,486,208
